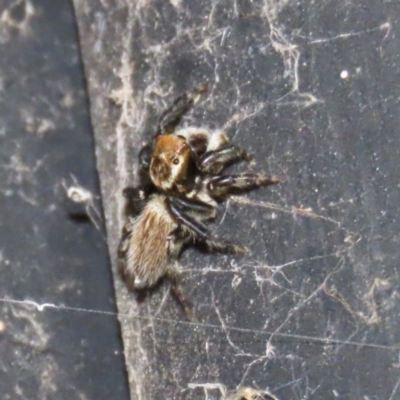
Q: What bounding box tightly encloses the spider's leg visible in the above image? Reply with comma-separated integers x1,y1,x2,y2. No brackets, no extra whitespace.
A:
168,274,194,320
198,144,253,175
168,195,216,220
162,228,194,319
157,83,208,135
122,185,152,215
208,173,280,199
166,198,247,254
201,236,249,254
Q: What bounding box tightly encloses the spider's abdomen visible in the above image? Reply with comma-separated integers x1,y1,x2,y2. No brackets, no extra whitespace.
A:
119,195,178,289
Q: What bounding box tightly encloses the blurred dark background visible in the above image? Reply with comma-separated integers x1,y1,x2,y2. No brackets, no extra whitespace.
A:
0,1,129,399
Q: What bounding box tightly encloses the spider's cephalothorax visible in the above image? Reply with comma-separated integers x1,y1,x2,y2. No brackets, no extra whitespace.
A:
149,134,191,193
118,84,279,318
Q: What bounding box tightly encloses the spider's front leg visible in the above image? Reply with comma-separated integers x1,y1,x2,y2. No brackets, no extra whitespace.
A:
166,196,248,254
157,83,208,135
207,173,280,199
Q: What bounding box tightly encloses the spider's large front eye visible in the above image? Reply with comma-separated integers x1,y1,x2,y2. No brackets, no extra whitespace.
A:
173,158,180,165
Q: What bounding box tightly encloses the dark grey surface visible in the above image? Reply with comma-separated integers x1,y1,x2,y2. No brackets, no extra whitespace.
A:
0,1,129,399
73,1,400,399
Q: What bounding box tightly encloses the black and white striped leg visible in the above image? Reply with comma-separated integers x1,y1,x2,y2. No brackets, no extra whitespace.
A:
166,198,247,254
198,144,253,175
207,173,280,198
168,195,216,220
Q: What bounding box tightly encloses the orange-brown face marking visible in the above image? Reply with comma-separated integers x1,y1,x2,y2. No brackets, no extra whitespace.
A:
149,134,191,191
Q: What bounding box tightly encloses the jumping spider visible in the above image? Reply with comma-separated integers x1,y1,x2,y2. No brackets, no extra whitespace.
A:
118,84,279,318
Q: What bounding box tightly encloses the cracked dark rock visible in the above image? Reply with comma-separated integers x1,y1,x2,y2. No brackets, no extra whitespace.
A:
73,1,400,399
2,0,400,399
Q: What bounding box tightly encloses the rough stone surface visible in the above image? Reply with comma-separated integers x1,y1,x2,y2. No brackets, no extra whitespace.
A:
74,1,400,399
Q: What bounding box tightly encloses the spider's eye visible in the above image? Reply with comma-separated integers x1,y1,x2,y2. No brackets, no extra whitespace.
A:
173,158,180,165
